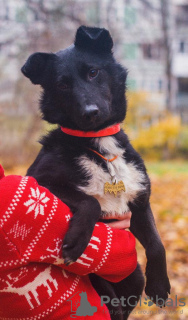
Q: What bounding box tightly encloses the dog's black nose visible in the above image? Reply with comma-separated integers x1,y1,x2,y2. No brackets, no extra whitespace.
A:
83,105,99,122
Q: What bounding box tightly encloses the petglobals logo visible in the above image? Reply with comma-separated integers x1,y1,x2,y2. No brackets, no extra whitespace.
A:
68,291,97,318
67,293,186,318
101,295,186,309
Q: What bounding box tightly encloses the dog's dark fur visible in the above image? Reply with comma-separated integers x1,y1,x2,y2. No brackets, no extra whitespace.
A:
21,26,170,319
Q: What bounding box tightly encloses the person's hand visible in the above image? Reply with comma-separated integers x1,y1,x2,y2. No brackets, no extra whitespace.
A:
102,211,132,229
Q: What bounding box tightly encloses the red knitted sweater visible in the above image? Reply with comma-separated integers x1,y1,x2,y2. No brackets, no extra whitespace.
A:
0,165,137,319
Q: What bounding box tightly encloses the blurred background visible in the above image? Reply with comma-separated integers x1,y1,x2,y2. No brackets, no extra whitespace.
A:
0,0,187,319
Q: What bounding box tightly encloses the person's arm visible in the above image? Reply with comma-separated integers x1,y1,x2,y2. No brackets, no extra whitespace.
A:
0,169,137,283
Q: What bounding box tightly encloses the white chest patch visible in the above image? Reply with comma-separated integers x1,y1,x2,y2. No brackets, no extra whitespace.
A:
77,136,146,218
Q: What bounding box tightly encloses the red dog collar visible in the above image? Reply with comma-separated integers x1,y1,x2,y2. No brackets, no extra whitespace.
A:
61,124,120,138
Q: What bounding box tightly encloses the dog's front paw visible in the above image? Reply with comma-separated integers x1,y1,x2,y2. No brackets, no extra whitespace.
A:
62,229,92,265
62,215,94,265
145,274,171,306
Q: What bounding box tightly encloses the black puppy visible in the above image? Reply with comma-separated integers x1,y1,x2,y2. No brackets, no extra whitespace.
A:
21,26,170,319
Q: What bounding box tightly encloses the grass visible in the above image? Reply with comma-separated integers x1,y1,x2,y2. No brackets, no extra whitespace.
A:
145,160,188,177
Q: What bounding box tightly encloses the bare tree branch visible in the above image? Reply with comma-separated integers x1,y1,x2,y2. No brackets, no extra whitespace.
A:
138,0,160,12
161,0,174,111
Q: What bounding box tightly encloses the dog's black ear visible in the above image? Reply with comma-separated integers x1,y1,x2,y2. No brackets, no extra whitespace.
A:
21,52,56,85
74,26,113,54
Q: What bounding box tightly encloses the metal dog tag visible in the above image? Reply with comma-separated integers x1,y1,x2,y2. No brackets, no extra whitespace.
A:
104,180,126,197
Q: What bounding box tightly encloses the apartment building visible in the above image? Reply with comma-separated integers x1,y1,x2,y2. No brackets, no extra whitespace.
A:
115,0,188,120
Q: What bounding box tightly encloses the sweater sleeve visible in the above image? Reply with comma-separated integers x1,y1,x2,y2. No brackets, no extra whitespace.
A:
0,173,137,282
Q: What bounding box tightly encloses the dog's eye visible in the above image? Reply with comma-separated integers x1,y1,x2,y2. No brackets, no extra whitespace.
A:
88,69,99,79
57,83,70,90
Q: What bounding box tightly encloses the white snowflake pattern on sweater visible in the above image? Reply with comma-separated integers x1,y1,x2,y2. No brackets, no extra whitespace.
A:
24,187,50,218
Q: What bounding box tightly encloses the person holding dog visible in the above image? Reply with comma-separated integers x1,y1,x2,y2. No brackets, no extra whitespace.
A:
0,164,136,319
